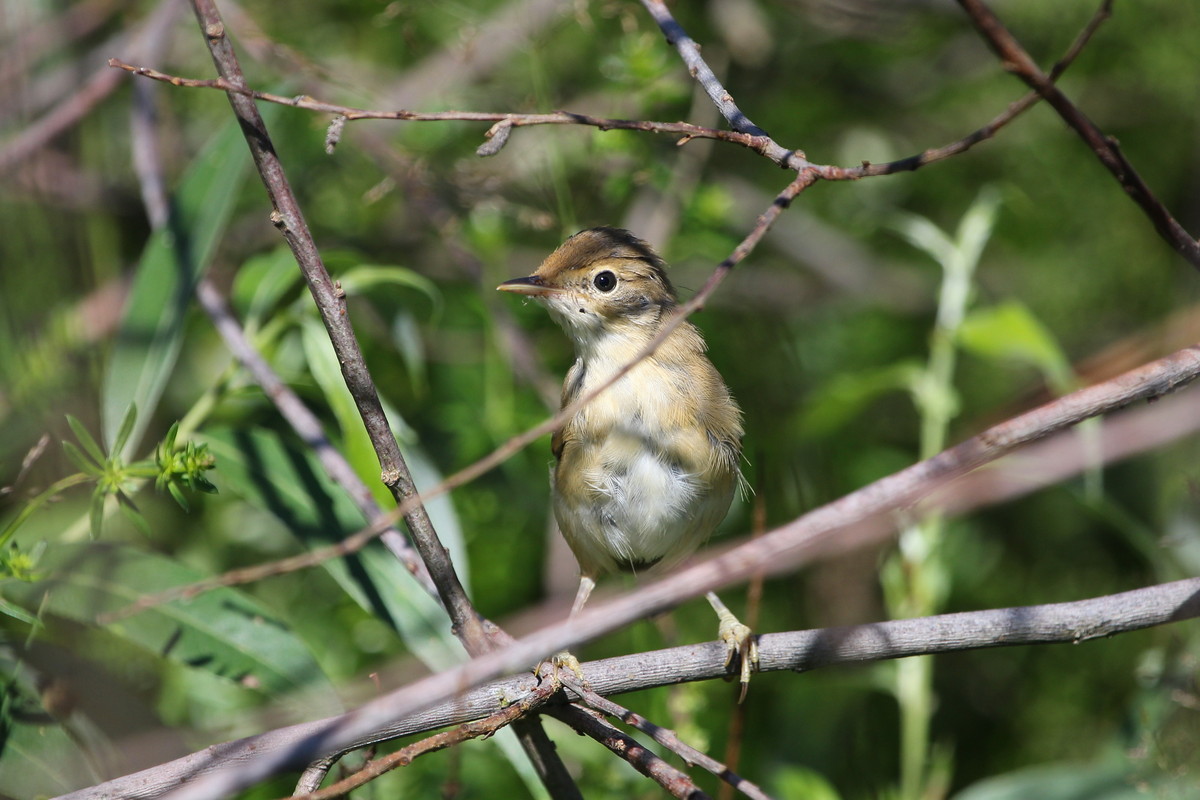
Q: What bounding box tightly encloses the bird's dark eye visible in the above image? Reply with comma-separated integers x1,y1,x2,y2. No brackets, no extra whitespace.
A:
593,270,617,292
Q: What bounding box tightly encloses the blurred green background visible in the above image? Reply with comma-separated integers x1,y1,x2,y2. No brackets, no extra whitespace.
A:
2,1,1199,798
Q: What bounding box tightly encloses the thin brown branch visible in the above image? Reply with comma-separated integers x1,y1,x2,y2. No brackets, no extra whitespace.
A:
1047,0,1113,79
547,706,711,800
0,0,179,176
193,281,439,596
106,58,777,158
60,577,1200,800
847,0,1112,178
286,682,558,800
956,0,1200,268
187,0,487,650
638,0,766,139
571,683,774,800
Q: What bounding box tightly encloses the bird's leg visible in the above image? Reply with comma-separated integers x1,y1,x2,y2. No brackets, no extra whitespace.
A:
570,575,596,616
540,576,596,689
706,591,758,702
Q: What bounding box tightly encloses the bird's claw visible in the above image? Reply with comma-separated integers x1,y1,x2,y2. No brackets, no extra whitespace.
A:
708,592,759,702
718,615,759,702
536,650,589,692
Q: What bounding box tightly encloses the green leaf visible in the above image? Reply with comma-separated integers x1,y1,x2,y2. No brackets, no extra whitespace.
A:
771,765,843,800
88,488,105,540
101,108,276,457
201,426,464,670
232,246,304,326
958,301,1075,394
798,361,921,437
2,542,329,697
0,595,39,626
111,403,139,459
337,264,441,310
953,763,1140,800
167,481,190,512
0,653,88,798
66,415,105,465
115,492,151,537
894,213,956,269
61,441,101,478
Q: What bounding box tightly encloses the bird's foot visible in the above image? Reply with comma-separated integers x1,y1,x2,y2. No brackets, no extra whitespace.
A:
536,650,589,693
707,591,759,703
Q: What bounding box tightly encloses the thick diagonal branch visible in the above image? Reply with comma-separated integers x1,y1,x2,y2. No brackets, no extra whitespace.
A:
187,0,485,649
58,577,1200,800
957,0,1200,268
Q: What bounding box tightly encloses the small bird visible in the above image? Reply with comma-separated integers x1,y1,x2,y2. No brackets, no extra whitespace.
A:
498,227,757,690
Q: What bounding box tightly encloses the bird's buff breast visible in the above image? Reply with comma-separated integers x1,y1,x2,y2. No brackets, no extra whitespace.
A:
553,357,737,577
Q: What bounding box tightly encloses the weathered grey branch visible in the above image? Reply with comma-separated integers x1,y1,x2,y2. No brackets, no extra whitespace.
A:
58,578,1200,800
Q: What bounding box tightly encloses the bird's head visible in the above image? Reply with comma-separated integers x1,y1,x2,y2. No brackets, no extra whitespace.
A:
497,228,678,346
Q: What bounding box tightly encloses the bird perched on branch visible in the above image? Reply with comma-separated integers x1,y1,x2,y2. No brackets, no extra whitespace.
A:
498,227,756,692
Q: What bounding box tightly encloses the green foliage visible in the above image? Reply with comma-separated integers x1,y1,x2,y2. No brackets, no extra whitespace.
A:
958,302,1075,394
101,117,259,458
2,1,1199,798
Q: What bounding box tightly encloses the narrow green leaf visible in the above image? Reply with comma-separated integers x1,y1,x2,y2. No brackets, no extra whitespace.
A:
168,481,190,512
66,415,105,465
232,246,304,325
337,264,441,310
102,106,278,457
894,213,955,269
111,403,139,458
61,441,102,478
798,362,921,437
161,421,180,454
0,595,40,626
2,542,330,696
958,301,1075,394
88,488,105,540
116,492,151,537
202,426,464,669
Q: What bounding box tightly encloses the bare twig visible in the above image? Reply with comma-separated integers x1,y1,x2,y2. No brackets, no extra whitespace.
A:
548,705,711,800
193,281,439,596
285,681,559,800
60,577,1200,800
638,0,767,139
572,684,774,800
187,0,486,649
106,59,778,155
0,0,179,176
850,0,1113,178
956,0,1200,267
